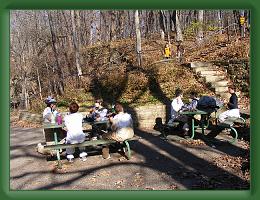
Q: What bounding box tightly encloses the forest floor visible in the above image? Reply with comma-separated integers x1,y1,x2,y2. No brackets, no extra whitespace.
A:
10,113,250,190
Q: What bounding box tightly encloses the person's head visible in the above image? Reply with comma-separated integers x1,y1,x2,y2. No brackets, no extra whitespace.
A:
228,86,235,94
115,103,124,114
69,102,79,114
176,40,182,46
165,43,169,48
94,99,103,108
45,97,57,109
190,91,198,99
175,88,183,98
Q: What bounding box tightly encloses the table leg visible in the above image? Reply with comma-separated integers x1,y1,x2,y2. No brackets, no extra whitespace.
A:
54,131,62,169
190,118,195,139
201,121,205,135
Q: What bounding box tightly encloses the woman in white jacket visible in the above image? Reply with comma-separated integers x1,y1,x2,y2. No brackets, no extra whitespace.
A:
101,103,134,159
64,102,87,162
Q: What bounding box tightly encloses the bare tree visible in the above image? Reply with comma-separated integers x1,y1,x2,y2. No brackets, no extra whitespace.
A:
70,10,83,76
175,10,183,42
197,10,204,43
135,10,142,66
47,11,64,95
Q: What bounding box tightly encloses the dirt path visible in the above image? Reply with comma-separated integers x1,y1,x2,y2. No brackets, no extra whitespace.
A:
10,126,249,190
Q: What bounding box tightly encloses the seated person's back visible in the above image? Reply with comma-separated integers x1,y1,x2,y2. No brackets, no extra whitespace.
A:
64,102,85,143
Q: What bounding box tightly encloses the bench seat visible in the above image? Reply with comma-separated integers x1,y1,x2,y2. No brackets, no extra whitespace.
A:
218,117,246,144
43,136,138,168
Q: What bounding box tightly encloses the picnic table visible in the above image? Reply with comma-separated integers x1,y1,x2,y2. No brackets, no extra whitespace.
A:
164,109,209,140
42,119,136,168
180,109,208,139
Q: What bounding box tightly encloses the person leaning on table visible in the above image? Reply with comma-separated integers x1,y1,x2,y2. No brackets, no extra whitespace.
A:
101,103,134,159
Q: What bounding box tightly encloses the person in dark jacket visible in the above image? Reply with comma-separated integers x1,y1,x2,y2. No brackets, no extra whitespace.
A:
218,86,240,122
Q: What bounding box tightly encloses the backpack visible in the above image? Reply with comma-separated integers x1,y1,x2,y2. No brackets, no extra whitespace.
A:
197,96,218,113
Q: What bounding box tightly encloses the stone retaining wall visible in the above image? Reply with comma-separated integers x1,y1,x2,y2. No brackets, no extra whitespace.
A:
18,104,167,129
129,104,167,129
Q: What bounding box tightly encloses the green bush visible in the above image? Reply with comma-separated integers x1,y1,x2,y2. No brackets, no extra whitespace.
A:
56,100,69,107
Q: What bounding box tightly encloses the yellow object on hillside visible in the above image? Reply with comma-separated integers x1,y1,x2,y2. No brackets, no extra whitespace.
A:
164,44,171,59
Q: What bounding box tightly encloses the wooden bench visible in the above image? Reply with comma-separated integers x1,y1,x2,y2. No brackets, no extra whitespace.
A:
43,137,138,168
218,117,246,144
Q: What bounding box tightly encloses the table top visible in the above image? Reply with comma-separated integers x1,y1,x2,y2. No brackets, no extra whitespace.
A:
180,109,208,115
42,122,64,129
82,119,109,125
43,119,109,129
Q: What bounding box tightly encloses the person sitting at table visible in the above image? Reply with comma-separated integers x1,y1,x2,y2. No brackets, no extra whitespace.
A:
169,88,189,136
42,97,65,144
183,91,199,111
87,99,109,140
86,99,108,122
85,99,107,122
218,86,240,123
43,96,58,123
64,102,87,162
101,103,134,159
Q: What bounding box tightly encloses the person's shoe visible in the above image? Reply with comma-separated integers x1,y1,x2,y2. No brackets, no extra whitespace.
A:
102,147,110,159
79,152,88,161
183,129,190,138
67,154,74,162
91,136,98,141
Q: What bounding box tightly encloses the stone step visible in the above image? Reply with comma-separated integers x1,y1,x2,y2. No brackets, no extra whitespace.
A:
190,61,213,68
193,66,216,73
199,70,223,76
205,75,225,83
215,86,229,93
211,80,229,87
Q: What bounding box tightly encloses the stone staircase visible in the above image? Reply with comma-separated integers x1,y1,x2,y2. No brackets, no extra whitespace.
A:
190,61,231,100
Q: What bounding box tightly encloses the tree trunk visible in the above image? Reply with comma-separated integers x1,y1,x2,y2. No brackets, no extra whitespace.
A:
197,10,204,43
135,10,142,66
217,10,223,34
175,10,183,42
71,10,83,77
159,10,166,41
47,11,64,95
110,11,117,41
36,68,43,100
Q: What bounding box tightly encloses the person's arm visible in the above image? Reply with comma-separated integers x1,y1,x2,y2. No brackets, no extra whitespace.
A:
111,118,118,131
63,115,68,131
185,99,197,111
43,108,52,122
